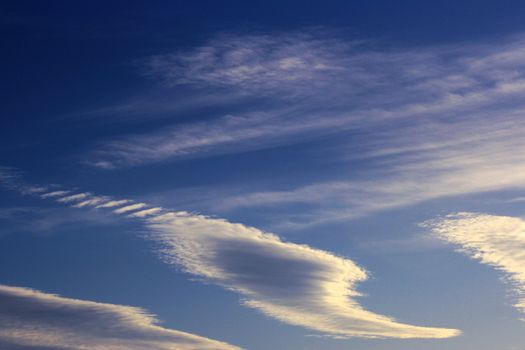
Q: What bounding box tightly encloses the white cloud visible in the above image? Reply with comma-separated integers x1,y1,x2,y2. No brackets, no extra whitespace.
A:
95,199,131,208
147,211,459,339
128,207,163,218
78,31,525,229
41,190,70,198
88,32,525,169
424,212,525,314
73,196,109,208
211,112,525,227
146,31,353,95
87,106,361,168
0,284,242,350
114,203,147,214
6,181,459,339
57,193,90,203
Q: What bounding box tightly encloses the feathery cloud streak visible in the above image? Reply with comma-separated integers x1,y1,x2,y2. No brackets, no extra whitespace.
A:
425,213,525,314
0,284,242,350
212,112,525,227
0,172,459,339
90,32,525,169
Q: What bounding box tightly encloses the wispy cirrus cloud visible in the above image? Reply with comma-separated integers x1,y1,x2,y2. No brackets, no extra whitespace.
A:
87,31,525,171
208,111,525,227
0,173,459,339
424,213,525,314
0,284,242,350
146,31,354,95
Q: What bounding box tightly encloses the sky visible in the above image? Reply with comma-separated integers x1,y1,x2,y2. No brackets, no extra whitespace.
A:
2,1,525,349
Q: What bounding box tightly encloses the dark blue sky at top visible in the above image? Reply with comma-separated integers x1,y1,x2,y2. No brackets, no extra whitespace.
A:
3,2,525,349
3,1,525,130
2,0,525,186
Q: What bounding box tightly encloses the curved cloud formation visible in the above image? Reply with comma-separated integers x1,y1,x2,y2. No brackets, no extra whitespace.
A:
0,170,460,339
0,284,241,350
426,212,525,313
147,211,458,339
4,179,458,339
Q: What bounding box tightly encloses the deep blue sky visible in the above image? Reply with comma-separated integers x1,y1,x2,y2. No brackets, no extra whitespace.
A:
2,2,525,350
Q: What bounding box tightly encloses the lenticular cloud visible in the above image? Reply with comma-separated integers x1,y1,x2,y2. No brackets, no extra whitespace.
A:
426,212,525,314
148,211,458,339
0,172,459,339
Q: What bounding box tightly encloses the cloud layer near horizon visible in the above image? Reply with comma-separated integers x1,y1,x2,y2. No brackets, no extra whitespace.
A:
0,172,459,340
426,212,525,314
0,284,241,350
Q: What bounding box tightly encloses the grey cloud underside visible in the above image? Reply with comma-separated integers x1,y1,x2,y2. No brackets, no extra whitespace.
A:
0,175,459,340
150,213,459,338
0,284,242,350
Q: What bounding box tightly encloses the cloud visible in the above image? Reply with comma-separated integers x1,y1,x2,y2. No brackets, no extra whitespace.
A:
57,193,90,203
95,199,131,208
147,211,458,339
114,203,147,214
41,190,71,198
80,31,525,230
128,207,162,218
87,32,525,169
210,112,525,227
2,180,459,339
424,212,525,314
73,197,109,208
146,31,353,95
87,107,353,168
0,284,242,350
